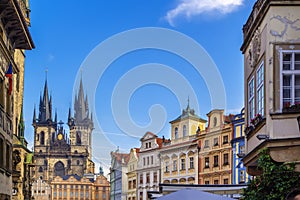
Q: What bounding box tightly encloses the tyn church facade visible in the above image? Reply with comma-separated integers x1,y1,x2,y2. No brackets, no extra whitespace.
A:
32,78,94,183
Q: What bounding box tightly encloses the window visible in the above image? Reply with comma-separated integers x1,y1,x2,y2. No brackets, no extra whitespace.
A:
146,143,148,148
86,191,89,198
204,140,209,148
213,155,219,167
0,137,4,168
165,161,169,172
175,127,178,139
173,160,177,171
143,158,145,166
181,158,185,170
133,179,136,188
154,172,157,183
281,51,300,109
40,131,45,145
257,62,264,115
139,174,143,184
128,180,132,190
248,77,255,121
223,153,229,165
224,178,229,184
183,125,187,137
149,142,151,148
102,193,106,199
240,170,245,183
64,191,67,197
139,192,143,200
213,138,218,146
80,191,84,198
205,180,210,185
53,191,57,197
205,157,209,168
189,157,194,169
146,173,150,183
6,143,11,171
147,157,149,165
0,78,4,107
223,135,228,144
214,180,219,185
151,156,153,165
239,145,245,154
39,166,43,172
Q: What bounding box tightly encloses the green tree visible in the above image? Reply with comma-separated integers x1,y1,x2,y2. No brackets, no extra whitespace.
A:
242,148,300,200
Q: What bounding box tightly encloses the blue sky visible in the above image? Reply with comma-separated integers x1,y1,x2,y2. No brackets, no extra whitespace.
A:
23,0,256,171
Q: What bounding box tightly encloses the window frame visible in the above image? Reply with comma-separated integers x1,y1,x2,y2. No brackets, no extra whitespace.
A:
280,50,300,110
256,62,265,115
248,76,255,122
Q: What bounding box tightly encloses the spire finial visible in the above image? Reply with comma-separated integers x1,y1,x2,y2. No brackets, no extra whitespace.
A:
45,67,48,81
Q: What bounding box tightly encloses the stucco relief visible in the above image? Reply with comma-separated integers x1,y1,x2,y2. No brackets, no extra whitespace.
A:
248,29,261,68
270,15,300,42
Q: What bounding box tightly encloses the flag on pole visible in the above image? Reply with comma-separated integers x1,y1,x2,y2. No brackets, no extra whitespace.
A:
5,63,13,95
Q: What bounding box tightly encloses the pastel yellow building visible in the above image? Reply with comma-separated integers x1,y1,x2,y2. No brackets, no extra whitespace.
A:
51,173,110,200
127,148,139,200
198,109,233,185
160,103,206,184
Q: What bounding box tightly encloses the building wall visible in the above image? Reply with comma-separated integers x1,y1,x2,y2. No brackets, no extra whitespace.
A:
242,0,300,174
0,0,34,198
198,110,233,185
127,148,139,200
231,110,251,184
136,132,161,200
50,175,110,200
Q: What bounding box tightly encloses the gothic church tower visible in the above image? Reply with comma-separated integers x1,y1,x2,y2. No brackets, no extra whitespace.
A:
68,78,95,174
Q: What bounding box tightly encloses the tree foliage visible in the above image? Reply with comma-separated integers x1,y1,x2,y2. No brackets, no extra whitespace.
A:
242,148,300,200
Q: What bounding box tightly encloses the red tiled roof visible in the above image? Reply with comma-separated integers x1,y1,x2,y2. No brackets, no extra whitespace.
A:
111,152,130,164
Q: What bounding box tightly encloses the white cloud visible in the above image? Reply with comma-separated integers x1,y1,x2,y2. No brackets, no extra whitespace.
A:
165,0,244,26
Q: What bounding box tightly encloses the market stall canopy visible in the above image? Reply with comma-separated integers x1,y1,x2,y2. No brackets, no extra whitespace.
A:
157,189,235,200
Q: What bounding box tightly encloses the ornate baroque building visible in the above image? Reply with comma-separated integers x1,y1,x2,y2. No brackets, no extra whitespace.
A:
198,109,233,185
0,0,34,199
160,103,206,185
50,171,110,200
32,78,95,198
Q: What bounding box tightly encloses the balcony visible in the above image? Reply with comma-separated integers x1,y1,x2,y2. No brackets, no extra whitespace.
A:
0,0,34,49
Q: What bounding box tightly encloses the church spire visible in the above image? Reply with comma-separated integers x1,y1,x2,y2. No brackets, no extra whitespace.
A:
38,78,52,122
74,77,89,122
33,104,36,125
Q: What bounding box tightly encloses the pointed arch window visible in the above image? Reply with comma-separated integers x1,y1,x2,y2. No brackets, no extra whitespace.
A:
183,125,187,137
40,131,45,145
76,131,81,145
175,127,178,139
54,161,65,177
39,166,43,172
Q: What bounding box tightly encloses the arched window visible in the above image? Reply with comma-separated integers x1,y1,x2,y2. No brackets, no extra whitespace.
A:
54,161,65,177
183,125,187,137
76,131,81,145
77,160,80,165
40,131,45,145
175,127,178,139
39,166,43,172
37,134,39,141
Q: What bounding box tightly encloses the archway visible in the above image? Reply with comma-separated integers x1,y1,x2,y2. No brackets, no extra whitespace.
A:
54,161,65,177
